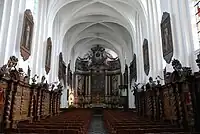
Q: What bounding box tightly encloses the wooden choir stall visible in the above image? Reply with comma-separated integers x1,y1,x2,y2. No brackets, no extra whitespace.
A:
0,56,62,133
134,58,200,132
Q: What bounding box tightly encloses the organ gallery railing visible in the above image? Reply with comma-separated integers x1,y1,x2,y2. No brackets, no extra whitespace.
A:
0,56,62,132
135,59,200,132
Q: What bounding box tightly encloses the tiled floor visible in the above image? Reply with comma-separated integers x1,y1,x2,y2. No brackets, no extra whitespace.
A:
88,114,107,134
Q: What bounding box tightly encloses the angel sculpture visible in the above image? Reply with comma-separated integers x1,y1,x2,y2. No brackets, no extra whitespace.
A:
7,56,18,71
131,83,140,95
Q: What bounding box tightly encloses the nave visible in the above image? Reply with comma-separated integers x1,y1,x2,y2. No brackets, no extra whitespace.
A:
1,0,200,133
6,109,199,134
1,56,200,133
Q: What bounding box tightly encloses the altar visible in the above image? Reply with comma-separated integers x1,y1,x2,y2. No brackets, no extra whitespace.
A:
72,45,122,108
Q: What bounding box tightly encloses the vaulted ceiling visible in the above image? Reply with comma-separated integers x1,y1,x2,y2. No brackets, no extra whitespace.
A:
47,0,147,71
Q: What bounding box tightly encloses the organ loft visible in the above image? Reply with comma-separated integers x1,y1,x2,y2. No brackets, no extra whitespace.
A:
0,0,200,133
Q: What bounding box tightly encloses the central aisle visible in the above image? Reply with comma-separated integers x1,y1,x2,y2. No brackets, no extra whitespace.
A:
88,108,107,134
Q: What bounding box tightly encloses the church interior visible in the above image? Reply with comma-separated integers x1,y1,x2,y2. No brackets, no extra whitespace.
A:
1,0,200,133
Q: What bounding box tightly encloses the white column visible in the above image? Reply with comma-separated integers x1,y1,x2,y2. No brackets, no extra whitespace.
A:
75,75,78,97
51,14,61,83
180,0,195,68
184,0,196,70
30,0,41,76
138,16,146,82
146,1,155,78
85,76,88,96
149,0,158,78
72,73,75,91
172,0,186,64
135,13,142,82
108,76,111,95
37,0,47,78
0,0,5,28
105,71,108,96
0,0,13,65
176,0,188,66
31,0,43,76
153,0,164,77
89,72,91,96
4,0,21,63
75,74,78,106
105,73,108,103
16,0,29,71
118,74,120,90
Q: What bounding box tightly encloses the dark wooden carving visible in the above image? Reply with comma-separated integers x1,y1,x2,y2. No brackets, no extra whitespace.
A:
58,53,66,87
91,73,105,92
124,64,128,86
20,9,34,61
0,56,62,131
0,84,5,128
196,52,200,71
143,39,150,76
135,58,198,131
164,59,192,84
45,37,52,74
161,12,173,64
130,54,137,84
75,45,121,71
67,63,70,84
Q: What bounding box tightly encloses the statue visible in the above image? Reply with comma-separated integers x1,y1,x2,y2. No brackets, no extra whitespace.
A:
41,76,46,84
149,77,156,88
32,74,39,84
131,83,139,94
7,56,18,71
171,59,192,82
27,66,31,79
0,65,7,78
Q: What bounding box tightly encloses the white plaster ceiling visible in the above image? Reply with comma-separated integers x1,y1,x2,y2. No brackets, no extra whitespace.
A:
47,0,147,71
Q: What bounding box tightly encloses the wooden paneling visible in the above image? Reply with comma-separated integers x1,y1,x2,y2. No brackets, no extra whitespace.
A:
13,85,23,121
21,86,31,120
136,80,197,131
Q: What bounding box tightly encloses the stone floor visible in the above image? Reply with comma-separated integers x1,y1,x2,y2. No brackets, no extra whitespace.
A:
88,114,107,134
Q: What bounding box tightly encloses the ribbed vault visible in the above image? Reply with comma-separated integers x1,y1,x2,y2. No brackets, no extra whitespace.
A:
46,0,147,72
